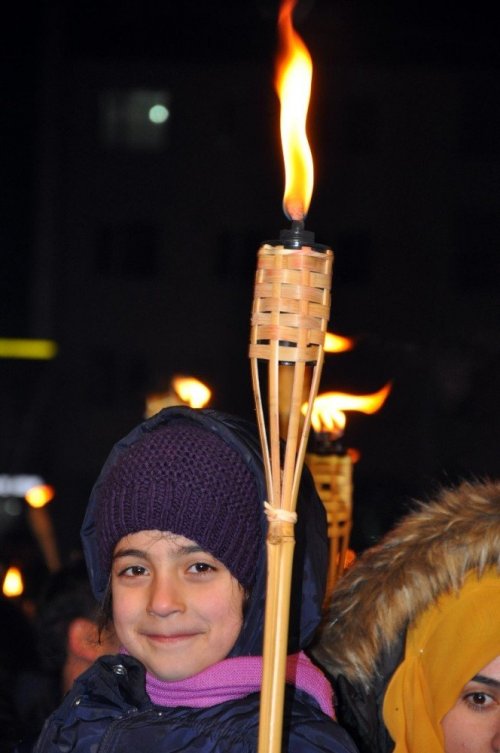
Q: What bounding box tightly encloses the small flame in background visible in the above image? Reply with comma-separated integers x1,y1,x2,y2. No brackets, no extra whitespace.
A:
275,0,314,221
145,375,212,417
304,382,392,436
2,566,24,597
171,376,212,409
324,332,354,353
24,484,55,508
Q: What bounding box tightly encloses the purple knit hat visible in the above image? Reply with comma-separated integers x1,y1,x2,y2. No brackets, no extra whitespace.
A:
94,420,262,588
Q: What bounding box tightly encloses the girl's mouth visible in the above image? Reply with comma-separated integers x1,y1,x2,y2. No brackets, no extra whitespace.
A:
144,632,200,643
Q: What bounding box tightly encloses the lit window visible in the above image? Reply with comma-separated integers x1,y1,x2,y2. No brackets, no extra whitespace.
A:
148,104,169,124
100,89,171,150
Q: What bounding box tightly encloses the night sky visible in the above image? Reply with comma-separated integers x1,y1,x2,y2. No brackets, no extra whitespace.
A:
3,0,498,324
3,1,498,325
1,1,499,584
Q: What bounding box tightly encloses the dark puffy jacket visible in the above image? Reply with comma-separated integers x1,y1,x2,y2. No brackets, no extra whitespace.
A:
32,653,357,753
30,407,358,753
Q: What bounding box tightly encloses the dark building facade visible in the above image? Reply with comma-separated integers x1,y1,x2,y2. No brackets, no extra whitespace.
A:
2,2,499,562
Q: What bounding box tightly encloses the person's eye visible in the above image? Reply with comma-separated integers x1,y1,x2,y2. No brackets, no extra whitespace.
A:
187,562,216,575
463,691,495,711
119,564,149,577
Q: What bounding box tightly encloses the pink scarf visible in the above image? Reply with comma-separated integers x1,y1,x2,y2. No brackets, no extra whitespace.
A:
144,651,334,717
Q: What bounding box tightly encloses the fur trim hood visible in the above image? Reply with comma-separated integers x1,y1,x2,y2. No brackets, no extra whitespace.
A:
313,479,500,753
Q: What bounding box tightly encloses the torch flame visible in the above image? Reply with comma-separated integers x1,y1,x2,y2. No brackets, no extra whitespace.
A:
304,382,392,434
324,332,354,353
276,0,314,221
172,376,212,409
145,375,212,417
25,484,55,509
2,566,24,597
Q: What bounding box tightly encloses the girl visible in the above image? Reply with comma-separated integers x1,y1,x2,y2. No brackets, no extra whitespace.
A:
315,479,500,753
32,406,358,753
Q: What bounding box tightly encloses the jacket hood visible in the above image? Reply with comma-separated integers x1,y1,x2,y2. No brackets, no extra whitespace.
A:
313,479,500,753
81,406,328,657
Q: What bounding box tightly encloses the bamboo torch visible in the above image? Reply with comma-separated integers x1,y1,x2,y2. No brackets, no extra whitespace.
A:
249,2,333,751
304,384,392,599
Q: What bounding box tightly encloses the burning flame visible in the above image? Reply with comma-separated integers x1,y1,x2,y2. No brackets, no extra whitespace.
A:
304,382,392,435
2,566,24,597
276,0,314,221
171,376,212,409
25,484,55,508
145,375,212,417
324,332,354,353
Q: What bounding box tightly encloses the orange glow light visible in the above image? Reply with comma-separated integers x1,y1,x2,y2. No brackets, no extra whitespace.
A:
172,376,212,409
145,376,212,418
2,566,24,597
275,0,314,221
145,391,180,418
324,332,354,353
304,382,392,434
24,484,55,508
344,548,357,569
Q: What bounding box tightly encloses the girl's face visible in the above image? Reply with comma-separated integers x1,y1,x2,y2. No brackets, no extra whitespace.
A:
111,529,245,681
441,655,500,753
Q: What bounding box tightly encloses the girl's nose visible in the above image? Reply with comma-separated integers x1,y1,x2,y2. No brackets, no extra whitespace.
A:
146,574,185,617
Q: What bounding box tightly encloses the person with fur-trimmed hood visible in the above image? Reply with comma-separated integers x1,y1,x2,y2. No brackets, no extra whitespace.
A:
314,479,500,753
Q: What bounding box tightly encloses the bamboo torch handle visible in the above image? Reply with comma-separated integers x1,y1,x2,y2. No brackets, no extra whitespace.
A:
250,240,333,753
258,522,295,751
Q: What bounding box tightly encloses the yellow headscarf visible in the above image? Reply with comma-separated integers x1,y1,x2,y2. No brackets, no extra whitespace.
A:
383,569,500,753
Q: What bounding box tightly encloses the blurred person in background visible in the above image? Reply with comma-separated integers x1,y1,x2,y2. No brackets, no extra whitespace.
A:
13,558,118,751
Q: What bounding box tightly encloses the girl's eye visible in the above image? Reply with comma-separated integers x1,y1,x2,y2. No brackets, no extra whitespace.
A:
188,562,216,575
120,565,148,577
464,692,494,711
